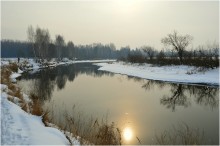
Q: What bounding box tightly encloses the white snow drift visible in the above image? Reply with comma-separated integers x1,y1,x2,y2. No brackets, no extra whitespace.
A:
95,62,219,86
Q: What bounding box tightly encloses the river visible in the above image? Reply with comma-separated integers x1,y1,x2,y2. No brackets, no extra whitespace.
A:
17,63,219,145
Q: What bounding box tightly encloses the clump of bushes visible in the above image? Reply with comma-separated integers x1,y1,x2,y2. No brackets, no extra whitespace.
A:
127,54,145,63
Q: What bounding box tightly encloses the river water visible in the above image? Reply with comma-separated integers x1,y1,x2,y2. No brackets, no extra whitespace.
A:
17,63,219,145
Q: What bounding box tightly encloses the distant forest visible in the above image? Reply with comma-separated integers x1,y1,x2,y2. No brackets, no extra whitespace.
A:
1,26,219,68
1,39,121,59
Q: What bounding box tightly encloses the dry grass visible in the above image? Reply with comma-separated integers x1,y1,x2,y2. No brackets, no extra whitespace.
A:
94,122,122,145
7,83,23,100
51,107,122,145
2,64,50,126
29,93,50,126
2,64,52,128
8,63,18,72
1,67,11,85
153,123,205,145
1,65,32,118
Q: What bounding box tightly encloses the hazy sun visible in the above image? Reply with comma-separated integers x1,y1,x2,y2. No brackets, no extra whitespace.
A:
114,0,137,14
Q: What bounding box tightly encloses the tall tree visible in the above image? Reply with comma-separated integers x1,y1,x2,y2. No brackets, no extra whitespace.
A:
67,41,75,59
55,35,65,60
161,30,193,64
27,25,36,58
35,27,50,59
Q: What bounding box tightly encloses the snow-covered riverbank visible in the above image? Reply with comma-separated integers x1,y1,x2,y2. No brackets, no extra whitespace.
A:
1,58,115,71
1,58,116,145
95,62,219,86
1,84,72,145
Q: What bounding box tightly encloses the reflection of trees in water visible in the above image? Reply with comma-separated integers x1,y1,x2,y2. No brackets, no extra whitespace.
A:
142,80,219,111
56,67,68,90
32,70,56,101
161,84,190,111
142,80,166,90
187,86,219,110
20,63,114,101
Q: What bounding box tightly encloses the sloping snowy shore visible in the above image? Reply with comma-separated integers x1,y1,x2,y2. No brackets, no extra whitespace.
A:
1,84,72,145
95,62,219,86
0,59,84,145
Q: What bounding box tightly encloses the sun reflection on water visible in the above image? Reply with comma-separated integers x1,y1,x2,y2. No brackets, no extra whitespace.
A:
123,127,133,141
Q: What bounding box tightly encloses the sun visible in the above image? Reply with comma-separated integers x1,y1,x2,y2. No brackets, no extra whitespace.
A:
114,0,137,14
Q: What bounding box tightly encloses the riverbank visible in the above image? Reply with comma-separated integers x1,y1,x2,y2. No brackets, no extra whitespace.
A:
1,84,73,145
1,58,115,71
0,61,82,145
0,58,117,145
95,62,219,86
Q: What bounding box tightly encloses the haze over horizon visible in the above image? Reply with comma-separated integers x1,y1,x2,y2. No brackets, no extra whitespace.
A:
1,0,219,50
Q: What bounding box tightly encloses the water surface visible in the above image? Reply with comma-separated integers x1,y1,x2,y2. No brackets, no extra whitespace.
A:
18,63,219,144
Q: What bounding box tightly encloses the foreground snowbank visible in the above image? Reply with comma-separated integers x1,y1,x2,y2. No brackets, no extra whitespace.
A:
1,84,70,145
1,63,81,145
95,62,219,86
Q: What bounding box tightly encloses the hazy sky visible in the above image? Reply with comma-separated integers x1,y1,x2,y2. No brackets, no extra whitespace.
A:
1,0,219,49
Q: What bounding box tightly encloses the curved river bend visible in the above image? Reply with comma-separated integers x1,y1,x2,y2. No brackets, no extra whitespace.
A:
17,63,219,145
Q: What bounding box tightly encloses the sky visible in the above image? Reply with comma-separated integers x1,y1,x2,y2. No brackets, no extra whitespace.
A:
1,0,219,50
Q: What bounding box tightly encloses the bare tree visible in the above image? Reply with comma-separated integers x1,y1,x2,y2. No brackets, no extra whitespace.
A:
161,30,193,64
142,46,156,60
55,35,65,60
35,27,50,60
27,25,36,59
67,41,74,59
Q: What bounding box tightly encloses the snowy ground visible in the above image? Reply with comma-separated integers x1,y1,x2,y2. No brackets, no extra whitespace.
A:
1,58,115,80
1,84,72,145
1,58,115,71
95,62,219,86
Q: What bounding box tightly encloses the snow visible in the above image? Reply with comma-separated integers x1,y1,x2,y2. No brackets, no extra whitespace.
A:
0,60,9,66
10,73,21,83
95,62,219,86
1,58,115,72
10,72,21,79
1,84,71,145
17,68,23,74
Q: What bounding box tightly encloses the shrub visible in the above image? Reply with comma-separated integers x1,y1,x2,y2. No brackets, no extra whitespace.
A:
127,54,145,63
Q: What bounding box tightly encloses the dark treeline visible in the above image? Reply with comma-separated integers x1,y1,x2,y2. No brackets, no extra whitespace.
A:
1,26,219,68
1,39,118,59
1,39,134,60
1,40,32,58
1,38,138,60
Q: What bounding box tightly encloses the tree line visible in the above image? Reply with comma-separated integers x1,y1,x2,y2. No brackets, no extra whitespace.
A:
125,31,219,68
1,26,219,68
